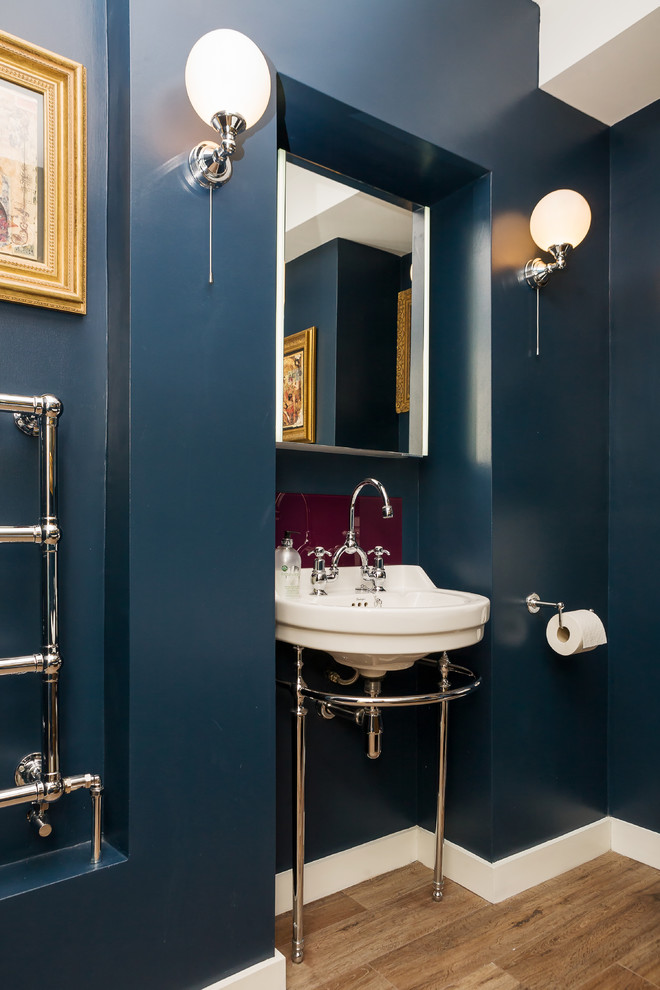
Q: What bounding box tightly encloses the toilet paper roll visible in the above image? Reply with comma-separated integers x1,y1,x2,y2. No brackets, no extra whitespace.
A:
545,610,607,656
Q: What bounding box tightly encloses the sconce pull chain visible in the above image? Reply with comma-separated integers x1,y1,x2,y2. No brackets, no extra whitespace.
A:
536,286,540,357
209,187,214,285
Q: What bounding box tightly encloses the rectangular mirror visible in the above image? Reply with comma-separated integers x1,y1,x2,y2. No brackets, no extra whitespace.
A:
276,151,429,457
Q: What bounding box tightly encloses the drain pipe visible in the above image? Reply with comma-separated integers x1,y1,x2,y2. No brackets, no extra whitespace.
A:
363,678,383,759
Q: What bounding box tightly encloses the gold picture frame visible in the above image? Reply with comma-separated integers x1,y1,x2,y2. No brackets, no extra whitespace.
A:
396,288,411,413
283,326,317,443
0,30,86,314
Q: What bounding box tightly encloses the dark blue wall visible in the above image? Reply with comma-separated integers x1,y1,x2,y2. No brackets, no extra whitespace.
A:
285,237,401,449
285,241,338,445
418,176,494,855
610,99,660,832
0,0,616,987
489,104,610,856
335,239,400,450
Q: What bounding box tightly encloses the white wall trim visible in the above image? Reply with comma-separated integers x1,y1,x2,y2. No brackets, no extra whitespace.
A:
418,819,611,902
611,817,660,871
276,817,659,915
202,951,286,990
275,827,419,915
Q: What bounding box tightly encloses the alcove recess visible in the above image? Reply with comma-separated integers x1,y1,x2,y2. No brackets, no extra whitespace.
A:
276,73,488,461
274,76,492,875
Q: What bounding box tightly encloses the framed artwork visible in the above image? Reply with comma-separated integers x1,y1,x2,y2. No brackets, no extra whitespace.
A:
396,288,411,413
0,30,86,313
283,326,317,443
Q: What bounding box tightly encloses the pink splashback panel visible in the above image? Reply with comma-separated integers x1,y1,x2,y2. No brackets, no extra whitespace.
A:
275,492,402,565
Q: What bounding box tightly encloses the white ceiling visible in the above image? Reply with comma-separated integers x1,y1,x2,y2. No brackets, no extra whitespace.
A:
285,163,413,263
533,0,660,124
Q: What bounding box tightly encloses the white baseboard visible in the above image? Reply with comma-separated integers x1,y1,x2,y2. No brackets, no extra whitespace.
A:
611,817,660,870
418,818,612,902
275,827,419,915
202,951,286,990
275,816,659,913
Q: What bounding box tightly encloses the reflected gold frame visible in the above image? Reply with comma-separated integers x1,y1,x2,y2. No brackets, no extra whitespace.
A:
0,30,86,313
283,326,316,443
396,288,411,414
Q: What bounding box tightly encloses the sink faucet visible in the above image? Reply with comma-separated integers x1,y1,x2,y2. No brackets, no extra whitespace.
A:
330,478,394,590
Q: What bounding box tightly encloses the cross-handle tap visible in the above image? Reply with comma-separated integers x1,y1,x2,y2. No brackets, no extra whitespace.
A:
367,545,390,588
307,546,335,595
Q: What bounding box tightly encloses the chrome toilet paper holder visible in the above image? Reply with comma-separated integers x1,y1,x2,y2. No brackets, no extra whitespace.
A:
526,593,565,628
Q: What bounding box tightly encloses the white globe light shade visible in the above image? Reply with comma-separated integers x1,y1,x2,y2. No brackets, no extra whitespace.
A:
185,29,271,130
529,189,591,251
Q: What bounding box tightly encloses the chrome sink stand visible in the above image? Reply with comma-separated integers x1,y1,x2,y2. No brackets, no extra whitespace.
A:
0,393,103,863
286,649,480,963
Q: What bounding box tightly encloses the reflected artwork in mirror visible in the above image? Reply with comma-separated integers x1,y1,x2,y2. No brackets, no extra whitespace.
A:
276,152,429,457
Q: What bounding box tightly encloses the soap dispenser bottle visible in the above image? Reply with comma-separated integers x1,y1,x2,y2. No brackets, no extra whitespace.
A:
275,532,301,598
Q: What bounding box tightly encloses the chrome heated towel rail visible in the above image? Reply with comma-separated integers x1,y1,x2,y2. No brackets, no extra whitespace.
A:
0,392,103,861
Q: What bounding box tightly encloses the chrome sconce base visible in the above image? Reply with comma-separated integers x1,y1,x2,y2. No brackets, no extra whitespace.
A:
188,111,246,188
523,243,571,288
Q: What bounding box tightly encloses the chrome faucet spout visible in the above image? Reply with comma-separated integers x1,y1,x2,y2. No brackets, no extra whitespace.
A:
348,478,393,534
331,479,394,587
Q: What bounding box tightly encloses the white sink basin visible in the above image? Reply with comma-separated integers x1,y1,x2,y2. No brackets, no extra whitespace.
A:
275,565,490,676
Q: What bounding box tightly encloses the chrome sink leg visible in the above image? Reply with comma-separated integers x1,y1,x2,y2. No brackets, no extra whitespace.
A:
292,645,307,964
433,653,450,902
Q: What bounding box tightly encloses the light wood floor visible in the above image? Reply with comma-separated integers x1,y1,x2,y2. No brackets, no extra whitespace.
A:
275,852,660,989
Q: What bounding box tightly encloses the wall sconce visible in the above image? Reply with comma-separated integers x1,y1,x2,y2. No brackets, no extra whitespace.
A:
185,29,271,282
185,29,271,189
524,189,591,288
523,189,591,356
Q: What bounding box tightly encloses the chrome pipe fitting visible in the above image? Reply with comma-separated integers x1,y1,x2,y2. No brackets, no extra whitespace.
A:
362,677,384,759
0,654,45,676
0,782,43,809
42,651,62,675
91,782,103,864
365,707,383,760
0,523,60,544
40,522,61,545
42,673,60,781
326,667,359,687
41,778,65,802
63,775,104,863
0,525,43,543
318,701,364,725
0,391,104,867
40,394,62,419
64,773,102,793
0,393,42,414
